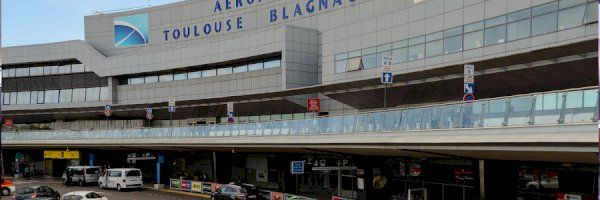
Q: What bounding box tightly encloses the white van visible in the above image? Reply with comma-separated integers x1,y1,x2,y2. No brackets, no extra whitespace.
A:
62,166,101,186
98,168,143,192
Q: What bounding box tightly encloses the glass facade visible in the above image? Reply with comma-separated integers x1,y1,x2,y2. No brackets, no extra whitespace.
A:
3,86,109,105
333,0,596,73
5,88,595,139
2,63,90,78
122,58,282,85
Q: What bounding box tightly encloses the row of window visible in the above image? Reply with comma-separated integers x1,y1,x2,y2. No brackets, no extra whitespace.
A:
2,64,89,78
335,0,597,73
219,112,317,124
121,58,281,85
2,87,109,105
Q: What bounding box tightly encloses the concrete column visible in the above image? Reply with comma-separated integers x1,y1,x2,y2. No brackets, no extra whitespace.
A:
478,160,485,200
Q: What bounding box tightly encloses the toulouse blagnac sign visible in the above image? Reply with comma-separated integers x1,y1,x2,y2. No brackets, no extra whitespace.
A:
160,0,358,42
114,0,358,47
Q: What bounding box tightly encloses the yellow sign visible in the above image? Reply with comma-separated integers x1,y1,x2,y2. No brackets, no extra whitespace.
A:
44,150,80,159
191,181,202,193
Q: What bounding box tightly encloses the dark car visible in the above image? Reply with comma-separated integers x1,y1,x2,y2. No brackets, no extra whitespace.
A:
238,184,264,200
211,185,248,200
13,186,60,200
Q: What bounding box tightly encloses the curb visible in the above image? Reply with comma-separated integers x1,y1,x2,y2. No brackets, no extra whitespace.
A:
158,189,211,198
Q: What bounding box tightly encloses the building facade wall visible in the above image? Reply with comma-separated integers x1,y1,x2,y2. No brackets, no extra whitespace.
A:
1,0,597,111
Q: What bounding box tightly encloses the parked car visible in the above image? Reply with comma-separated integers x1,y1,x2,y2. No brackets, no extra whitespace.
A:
238,184,262,200
212,185,248,200
13,186,60,200
62,166,101,186
1,177,15,196
98,168,143,192
61,191,108,200
525,176,559,191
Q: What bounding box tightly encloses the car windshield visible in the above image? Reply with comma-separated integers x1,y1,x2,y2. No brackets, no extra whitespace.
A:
86,168,99,175
126,170,141,176
62,195,84,200
16,187,34,194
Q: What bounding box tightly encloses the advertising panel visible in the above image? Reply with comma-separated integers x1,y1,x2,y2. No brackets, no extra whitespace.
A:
43,150,80,159
211,183,223,192
181,180,191,191
270,192,284,200
191,181,202,193
170,179,181,190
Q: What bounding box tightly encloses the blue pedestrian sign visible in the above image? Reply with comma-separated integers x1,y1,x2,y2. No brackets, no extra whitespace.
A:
291,161,304,174
104,104,112,110
381,72,393,84
464,83,475,94
146,107,153,114
168,105,176,112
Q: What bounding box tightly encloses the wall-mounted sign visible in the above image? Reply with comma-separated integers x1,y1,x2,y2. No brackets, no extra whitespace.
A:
307,98,320,112
44,150,80,159
114,14,149,47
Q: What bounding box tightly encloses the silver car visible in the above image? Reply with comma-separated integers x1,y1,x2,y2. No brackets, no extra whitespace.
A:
62,166,101,186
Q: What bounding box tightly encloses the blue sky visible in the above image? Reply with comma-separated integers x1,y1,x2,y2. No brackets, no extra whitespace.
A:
2,0,182,47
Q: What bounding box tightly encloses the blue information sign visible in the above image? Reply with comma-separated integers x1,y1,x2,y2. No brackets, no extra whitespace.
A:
381,72,393,84
291,161,304,174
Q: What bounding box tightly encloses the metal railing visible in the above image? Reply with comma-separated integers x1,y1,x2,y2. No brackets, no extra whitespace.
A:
2,87,597,141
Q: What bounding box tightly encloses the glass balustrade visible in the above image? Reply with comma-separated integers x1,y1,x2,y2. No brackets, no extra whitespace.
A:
3,88,597,141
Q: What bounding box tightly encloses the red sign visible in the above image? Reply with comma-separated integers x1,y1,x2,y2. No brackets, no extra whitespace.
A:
307,98,320,112
4,118,13,127
270,192,284,200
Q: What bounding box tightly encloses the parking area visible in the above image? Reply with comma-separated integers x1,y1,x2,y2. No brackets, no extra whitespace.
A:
1,177,208,200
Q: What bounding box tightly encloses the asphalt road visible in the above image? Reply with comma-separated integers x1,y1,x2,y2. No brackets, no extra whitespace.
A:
1,177,208,200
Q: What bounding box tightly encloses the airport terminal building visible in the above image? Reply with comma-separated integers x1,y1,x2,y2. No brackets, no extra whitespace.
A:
1,0,598,199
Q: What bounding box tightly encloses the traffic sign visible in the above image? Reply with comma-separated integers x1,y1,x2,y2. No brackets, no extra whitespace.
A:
382,54,393,67
381,72,393,84
146,107,153,114
105,104,112,110
168,106,176,113
104,110,112,117
291,161,304,174
464,83,475,94
146,113,154,120
227,102,234,113
307,98,320,112
464,64,474,76
168,97,176,107
227,112,235,123
463,93,475,102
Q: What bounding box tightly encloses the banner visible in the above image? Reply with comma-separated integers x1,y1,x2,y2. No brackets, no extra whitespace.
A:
43,150,80,159
271,192,284,200
170,179,181,190
181,180,191,191
191,181,202,193
202,182,213,193
211,183,223,192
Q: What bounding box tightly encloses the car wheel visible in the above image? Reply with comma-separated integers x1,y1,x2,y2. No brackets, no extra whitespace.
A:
79,180,84,186
62,178,66,185
117,184,122,192
1,188,10,196
99,182,104,189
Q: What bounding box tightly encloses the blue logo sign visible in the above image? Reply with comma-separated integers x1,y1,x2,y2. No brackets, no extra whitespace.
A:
291,161,304,174
114,13,149,47
168,106,176,113
381,72,393,84
464,83,475,94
